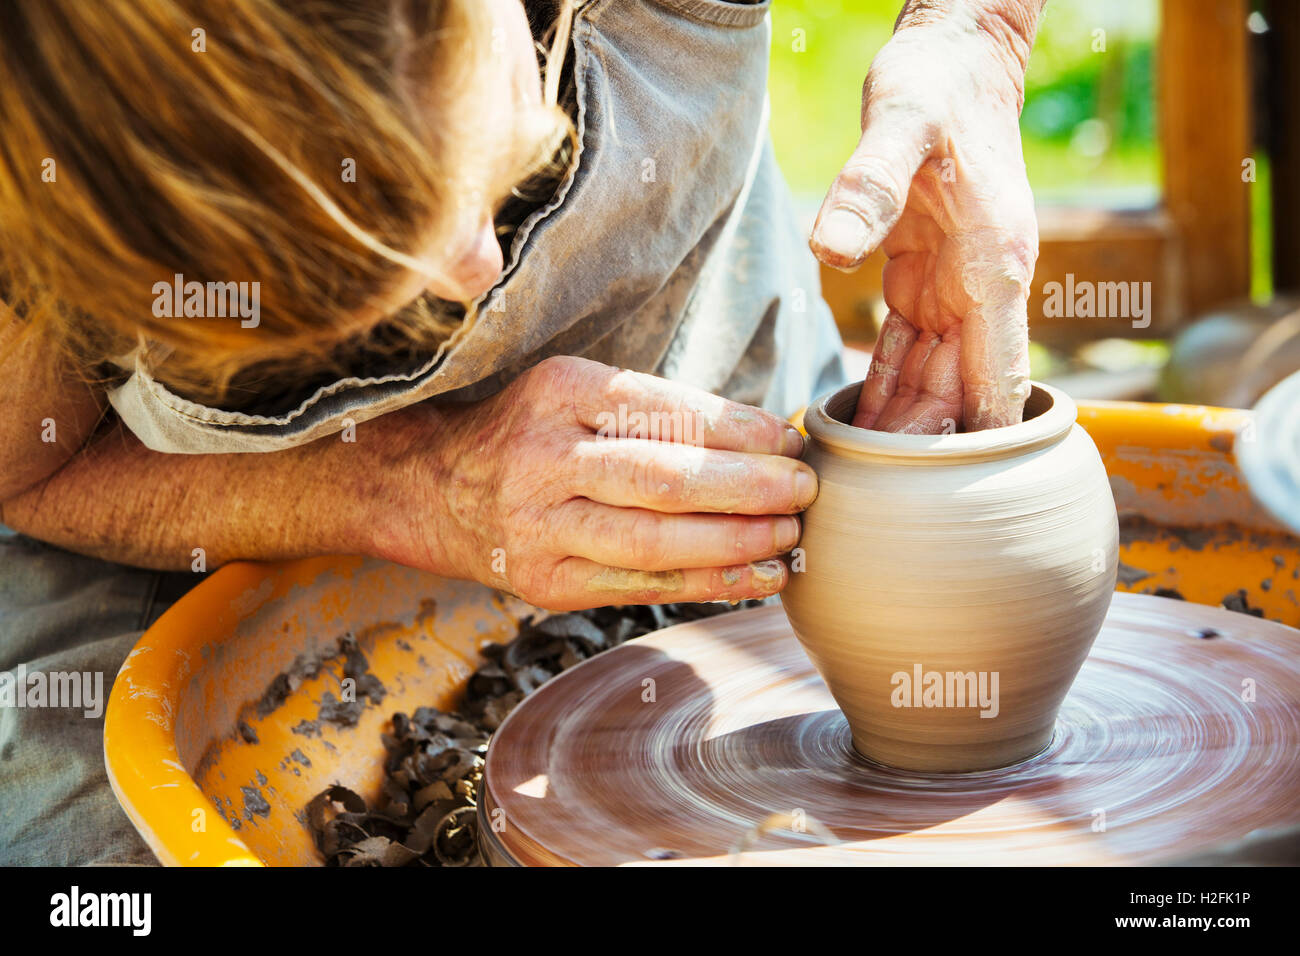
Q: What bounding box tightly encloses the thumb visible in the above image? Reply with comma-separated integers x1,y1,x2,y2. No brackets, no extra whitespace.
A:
810,106,935,271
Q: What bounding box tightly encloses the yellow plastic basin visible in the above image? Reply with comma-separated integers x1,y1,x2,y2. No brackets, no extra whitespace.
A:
104,557,534,865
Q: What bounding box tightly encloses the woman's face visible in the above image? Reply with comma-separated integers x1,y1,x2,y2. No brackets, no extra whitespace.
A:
420,0,545,304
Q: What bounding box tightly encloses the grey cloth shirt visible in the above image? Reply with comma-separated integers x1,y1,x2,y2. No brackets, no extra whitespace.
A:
2,0,847,864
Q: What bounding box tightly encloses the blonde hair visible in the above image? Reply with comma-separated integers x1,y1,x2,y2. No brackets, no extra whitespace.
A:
0,0,574,403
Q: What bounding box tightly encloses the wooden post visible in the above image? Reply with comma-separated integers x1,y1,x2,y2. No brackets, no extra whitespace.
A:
1266,0,1300,292
1159,0,1253,314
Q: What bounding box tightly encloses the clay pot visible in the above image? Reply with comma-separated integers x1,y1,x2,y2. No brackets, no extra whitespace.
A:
781,381,1118,773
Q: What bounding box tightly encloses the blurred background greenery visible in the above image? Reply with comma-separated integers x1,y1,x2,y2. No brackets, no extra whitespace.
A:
767,0,1162,207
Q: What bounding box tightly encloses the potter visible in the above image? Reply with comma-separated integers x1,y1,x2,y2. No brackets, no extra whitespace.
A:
781,380,1119,773
0,0,1062,864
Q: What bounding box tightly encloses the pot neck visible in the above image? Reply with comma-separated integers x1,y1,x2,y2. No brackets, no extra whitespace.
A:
805,382,1077,464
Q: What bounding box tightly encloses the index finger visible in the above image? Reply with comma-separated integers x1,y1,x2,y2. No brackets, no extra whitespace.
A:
571,363,806,458
853,309,916,429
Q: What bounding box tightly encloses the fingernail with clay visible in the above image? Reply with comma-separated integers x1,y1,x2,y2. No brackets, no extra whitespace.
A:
748,559,786,593
794,465,818,510
816,208,871,262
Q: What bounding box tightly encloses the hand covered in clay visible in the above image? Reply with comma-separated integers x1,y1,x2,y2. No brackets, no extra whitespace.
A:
384,356,814,611
810,0,1041,433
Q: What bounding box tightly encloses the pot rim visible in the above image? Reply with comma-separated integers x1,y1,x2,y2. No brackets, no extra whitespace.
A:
804,380,1077,463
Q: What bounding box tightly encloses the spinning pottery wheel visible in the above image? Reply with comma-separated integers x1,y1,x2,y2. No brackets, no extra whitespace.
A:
480,594,1300,866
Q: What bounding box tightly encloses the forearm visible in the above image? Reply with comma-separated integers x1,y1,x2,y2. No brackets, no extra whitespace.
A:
0,406,448,574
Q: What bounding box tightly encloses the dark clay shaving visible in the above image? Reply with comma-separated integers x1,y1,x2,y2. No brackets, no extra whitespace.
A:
253,635,388,743
256,634,382,723
1221,589,1265,617
241,785,271,820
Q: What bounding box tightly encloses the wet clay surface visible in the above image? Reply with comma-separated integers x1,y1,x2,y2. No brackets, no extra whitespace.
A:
783,382,1119,771
483,596,1300,865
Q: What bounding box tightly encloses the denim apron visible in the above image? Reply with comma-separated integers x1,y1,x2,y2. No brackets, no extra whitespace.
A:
1,0,846,863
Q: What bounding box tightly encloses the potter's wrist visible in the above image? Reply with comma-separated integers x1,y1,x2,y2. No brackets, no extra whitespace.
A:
895,0,1042,108
355,402,466,578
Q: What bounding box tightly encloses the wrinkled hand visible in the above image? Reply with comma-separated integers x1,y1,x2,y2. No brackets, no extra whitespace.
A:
388,356,815,611
810,4,1039,433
